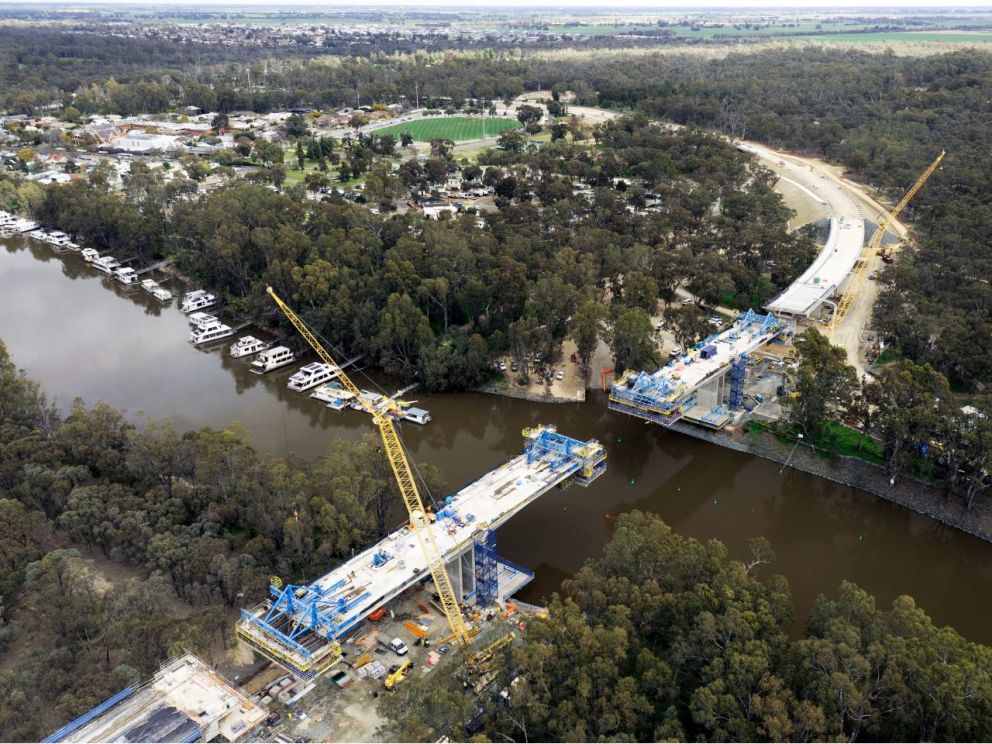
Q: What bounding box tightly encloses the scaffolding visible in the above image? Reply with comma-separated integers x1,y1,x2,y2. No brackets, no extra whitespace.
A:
609,309,779,427
473,529,498,607
729,354,747,409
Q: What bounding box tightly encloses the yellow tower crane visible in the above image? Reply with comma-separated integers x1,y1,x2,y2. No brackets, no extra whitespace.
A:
829,150,944,344
266,286,475,652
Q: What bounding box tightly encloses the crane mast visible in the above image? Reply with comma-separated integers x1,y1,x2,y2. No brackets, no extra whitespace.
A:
830,150,944,343
266,286,474,650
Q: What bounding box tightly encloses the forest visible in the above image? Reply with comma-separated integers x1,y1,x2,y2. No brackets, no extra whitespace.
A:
8,38,987,386
379,511,992,742
0,339,436,741
32,118,812,388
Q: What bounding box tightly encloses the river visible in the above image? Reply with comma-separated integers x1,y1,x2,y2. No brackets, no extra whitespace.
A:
4,236,992,642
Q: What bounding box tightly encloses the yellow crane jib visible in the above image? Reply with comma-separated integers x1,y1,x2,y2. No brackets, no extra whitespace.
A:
265,286,475,651
830,150,944,344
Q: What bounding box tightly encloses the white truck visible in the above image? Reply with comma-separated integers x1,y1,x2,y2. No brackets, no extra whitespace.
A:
378,636,409,656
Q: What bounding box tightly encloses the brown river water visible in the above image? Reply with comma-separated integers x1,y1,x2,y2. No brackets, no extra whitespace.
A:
3,237,992,642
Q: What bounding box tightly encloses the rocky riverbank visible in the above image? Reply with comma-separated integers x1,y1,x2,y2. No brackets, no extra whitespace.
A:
671,420,992,542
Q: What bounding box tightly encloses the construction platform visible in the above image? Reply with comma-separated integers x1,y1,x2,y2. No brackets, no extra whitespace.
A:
44,654,267,743
609,309,780,427
236,425,606,679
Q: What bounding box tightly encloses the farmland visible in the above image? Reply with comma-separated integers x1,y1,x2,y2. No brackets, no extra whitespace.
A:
373,116,520,142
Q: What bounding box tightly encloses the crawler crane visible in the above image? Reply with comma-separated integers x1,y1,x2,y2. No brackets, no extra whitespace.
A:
268,288,518,673
829,150,944,344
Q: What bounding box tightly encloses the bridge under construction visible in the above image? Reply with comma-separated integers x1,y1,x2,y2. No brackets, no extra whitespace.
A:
609,309,783,429
236,425,606,679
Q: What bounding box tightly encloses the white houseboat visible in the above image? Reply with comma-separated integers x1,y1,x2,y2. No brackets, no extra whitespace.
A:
250,346,296,374
180,291,218,313
92,256,121,275
113,267,140,286
81,248,100,263
310,384,356,410
287,362,340,392
187,312,220,328
140,279,173,302
190,322,235,345
229,336,267,358
402,407,432,425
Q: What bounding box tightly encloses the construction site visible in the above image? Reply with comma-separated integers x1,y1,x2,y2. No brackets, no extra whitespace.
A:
43,288,606,743
39,127,947,744
235,424,606,680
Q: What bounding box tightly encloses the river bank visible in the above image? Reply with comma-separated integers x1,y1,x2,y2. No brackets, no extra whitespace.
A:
672,419,992,543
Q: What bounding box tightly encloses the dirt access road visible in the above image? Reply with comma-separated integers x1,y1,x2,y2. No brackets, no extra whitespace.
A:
516,91,905,376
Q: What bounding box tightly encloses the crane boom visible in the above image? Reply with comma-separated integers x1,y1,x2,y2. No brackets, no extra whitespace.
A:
830,150,944,343
266,286,474,650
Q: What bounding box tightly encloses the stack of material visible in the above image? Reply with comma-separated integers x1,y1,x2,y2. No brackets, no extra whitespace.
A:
426,652,441,667
352,653,373,669
357,661,387,680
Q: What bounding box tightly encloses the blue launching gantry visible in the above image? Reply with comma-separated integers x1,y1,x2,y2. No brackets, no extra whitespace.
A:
609,309,779,428
237,577,372,679
523,425,607,486
608,370,692,426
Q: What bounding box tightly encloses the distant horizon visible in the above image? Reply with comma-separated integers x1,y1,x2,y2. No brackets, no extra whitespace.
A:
2,0,991,9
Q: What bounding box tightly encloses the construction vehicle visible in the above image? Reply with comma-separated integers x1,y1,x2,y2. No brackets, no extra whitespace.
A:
378,636,409,656
384,660,412,690
266,287,476,655
830,151,944,344
466,632,515,676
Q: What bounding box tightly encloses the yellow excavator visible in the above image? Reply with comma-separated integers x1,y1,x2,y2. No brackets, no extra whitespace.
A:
384,660,412,690
829,150,944,344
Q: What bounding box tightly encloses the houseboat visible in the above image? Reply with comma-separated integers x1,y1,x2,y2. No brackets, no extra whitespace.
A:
140,279,172,302
402,407,432,425
190,322,235,346
187,312,220,328
140,278,172,300
81,248,100,262
180,291,218,314
229,336,267,358
250,346,296,374
310,383,355,410
113,267,140,286
92,256,121,275
287,362,340,392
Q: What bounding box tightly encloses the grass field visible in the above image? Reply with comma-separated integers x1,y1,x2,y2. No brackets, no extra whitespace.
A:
374,117,520,142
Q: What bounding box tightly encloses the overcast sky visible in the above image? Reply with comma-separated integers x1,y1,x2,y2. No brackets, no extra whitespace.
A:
5,0,989,7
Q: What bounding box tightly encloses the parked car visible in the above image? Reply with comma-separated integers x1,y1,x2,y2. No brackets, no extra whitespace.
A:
681,297,694,305
498,360,506,372
555,369,565,380
670,345,684,357
511,361,519,372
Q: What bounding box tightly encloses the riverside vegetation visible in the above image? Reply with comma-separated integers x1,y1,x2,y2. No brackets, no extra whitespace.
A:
3,344,992,742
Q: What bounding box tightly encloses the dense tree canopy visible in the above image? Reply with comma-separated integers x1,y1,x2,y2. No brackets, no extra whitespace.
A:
382,511,992,743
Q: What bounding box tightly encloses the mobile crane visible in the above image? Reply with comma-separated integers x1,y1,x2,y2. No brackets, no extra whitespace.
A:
266,286,475,652
829,150,944,344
